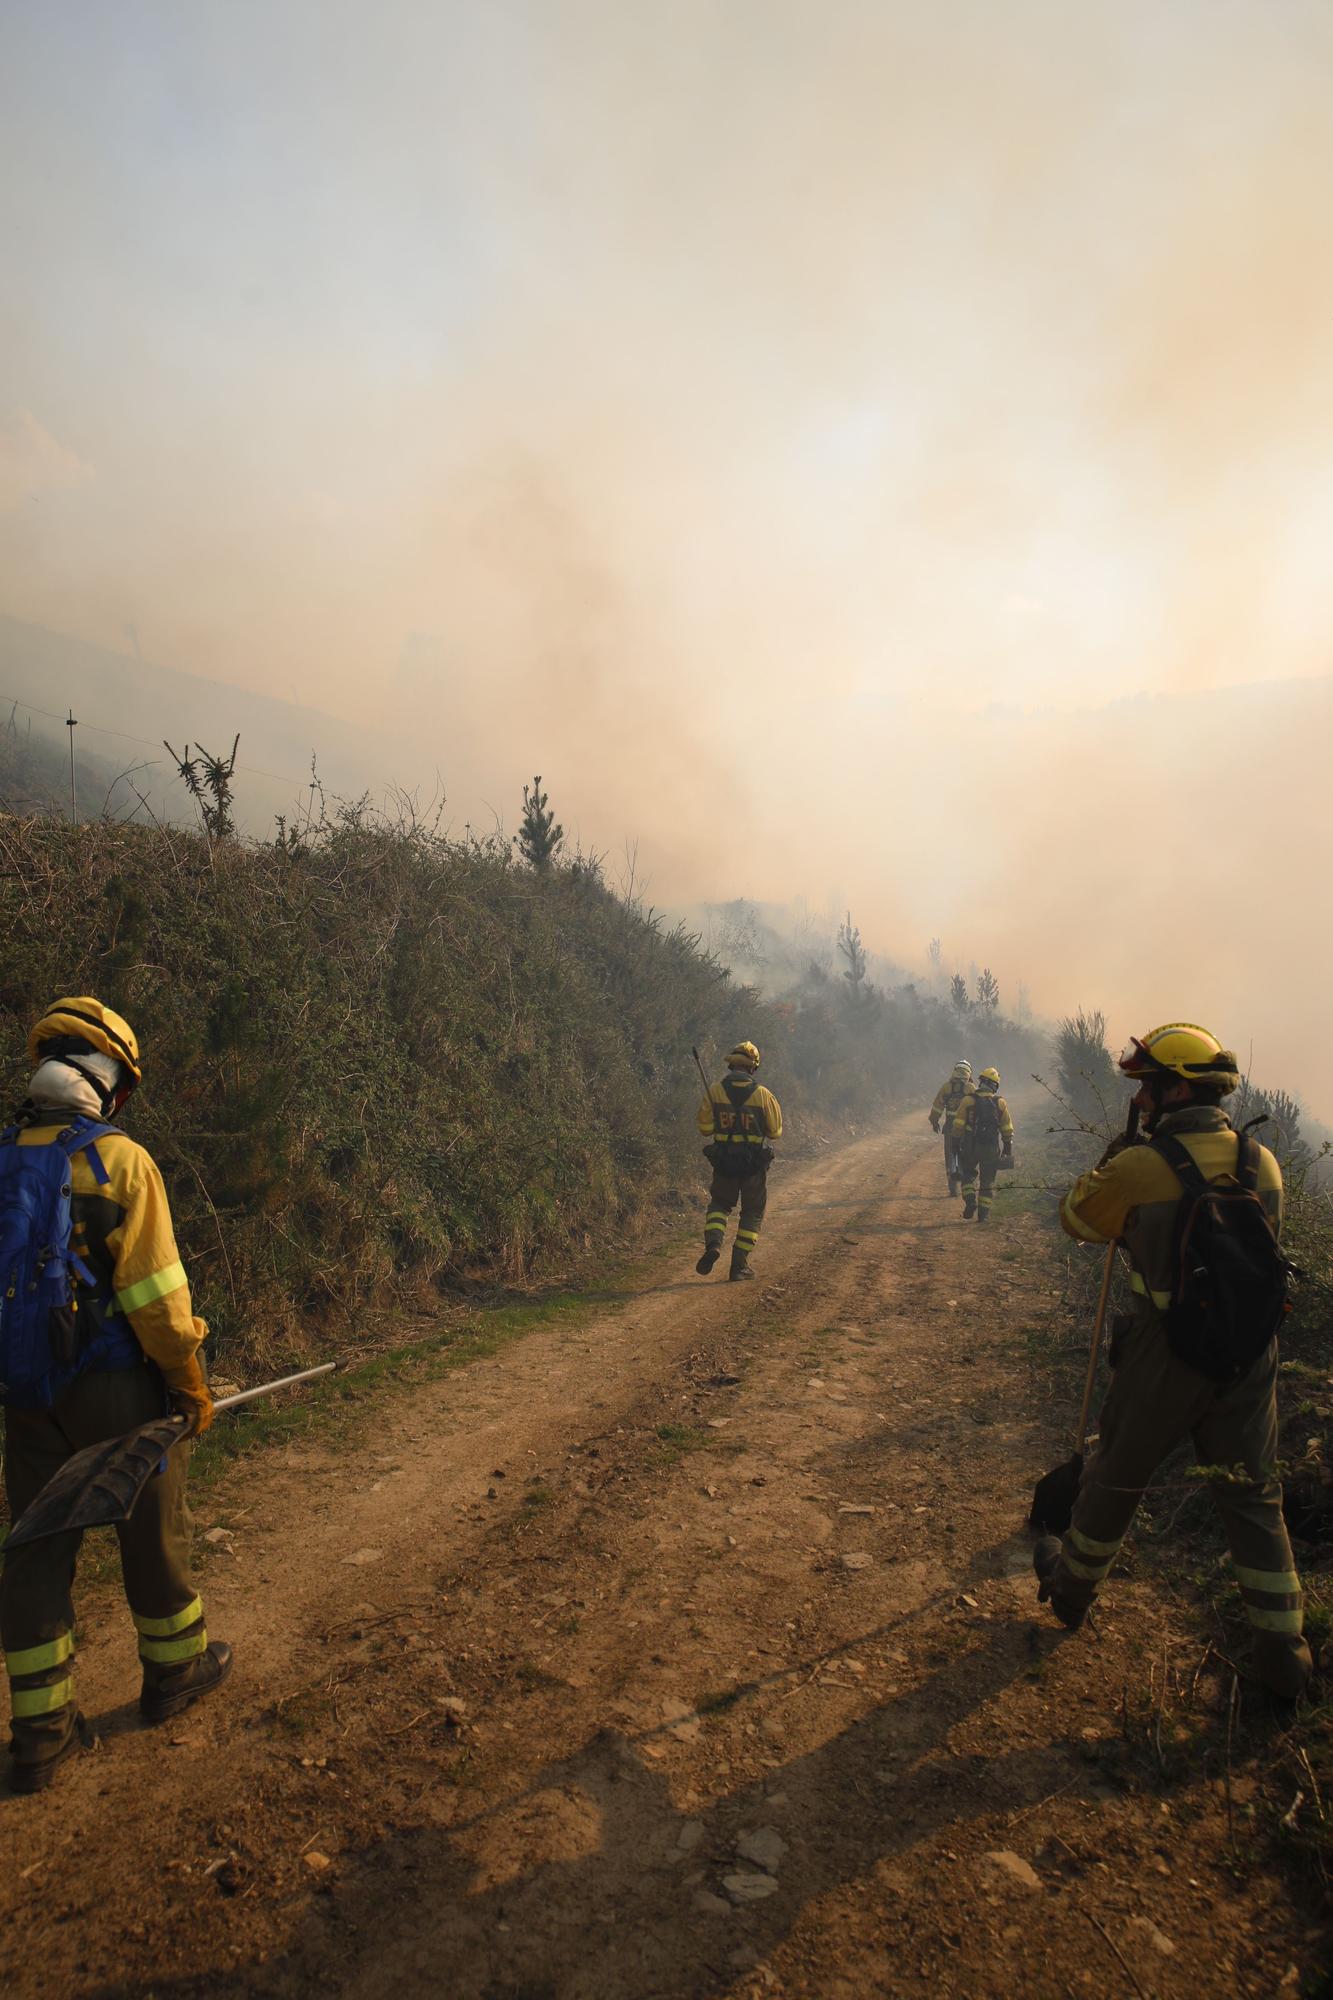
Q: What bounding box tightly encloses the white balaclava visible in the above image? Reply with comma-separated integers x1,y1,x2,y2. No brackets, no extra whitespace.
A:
29,1050,123,1117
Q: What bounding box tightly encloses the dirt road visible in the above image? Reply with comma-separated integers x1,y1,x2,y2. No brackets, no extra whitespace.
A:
1,1111,1322,1997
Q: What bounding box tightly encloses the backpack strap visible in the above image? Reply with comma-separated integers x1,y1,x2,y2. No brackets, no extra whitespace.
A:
1233,1131,1259,1192
1148,1130,1210,1194
57,1117,121,1187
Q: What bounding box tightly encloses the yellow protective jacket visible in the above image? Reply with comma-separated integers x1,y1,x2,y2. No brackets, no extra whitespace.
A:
16,1112,206,1384
1060,1106,1282,1312
952,1088,1013,1148
698,1078,783,1155
930,1076,972,1126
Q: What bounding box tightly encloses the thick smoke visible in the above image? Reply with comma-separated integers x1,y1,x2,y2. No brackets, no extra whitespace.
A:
3,1,1333,1106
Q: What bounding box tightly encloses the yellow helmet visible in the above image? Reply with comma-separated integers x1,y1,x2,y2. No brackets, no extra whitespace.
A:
726,1041,761,1071
29,996,142,1087
977,1066,1000,1091
1118,1023,1239,1094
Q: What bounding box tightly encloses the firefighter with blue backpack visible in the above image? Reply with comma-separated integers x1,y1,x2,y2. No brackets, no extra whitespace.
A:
1,998,231,1793
1033,1023,1312,1701
696,1042,782,1281
951,1066,1013,1221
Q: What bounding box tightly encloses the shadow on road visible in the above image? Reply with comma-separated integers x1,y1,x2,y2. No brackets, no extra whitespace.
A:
102,1620,1092,2000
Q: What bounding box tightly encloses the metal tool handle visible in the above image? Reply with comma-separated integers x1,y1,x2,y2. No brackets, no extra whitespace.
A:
1071,1101,1140,1453
213,1361,338,1413
690,1044,713,1098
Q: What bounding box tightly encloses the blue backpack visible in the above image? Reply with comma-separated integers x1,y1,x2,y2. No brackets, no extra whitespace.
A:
0,1117,140,1410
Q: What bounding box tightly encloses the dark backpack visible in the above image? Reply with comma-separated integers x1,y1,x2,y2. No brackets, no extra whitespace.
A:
971,1092,1002,1146
0,1116,127,1409
1150,1128,1293,1384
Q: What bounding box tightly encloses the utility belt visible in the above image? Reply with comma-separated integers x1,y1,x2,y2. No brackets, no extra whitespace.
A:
704,1141,774,1180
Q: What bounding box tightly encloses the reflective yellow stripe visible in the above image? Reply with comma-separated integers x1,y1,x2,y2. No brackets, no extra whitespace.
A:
1069,1527,1121,1560
12,1677,73,1718
1060,1193,1106,1243
115,1260,188,1315
1243,1605,1304,1635
139,1627,208,1666
5,1632,73,1677
1063,1553,1113,1582
133,1595,203,1639
705,1212,729,1225
1128,1271,1172,1310
1234,1566,1301,1595
736,1230,759,1246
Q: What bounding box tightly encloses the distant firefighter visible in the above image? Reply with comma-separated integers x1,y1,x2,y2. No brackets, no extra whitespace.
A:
696,1042,783,1282
952,1066,1014,1222
929,1059,973,1195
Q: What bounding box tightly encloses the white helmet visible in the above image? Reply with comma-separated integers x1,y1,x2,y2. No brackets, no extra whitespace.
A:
952,1059,972,1079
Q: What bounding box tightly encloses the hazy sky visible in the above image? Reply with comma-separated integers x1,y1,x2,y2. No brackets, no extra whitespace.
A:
4,2,1333,1109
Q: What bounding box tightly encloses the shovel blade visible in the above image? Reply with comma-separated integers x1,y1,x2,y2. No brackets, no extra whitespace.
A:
1029,1452,1084,1537
3,1417,185,1552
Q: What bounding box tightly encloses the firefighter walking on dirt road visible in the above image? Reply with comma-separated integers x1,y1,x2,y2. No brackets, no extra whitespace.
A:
1034,1022,1313,1701
929,1059,973,1195
952,1067,1013,1221
1,998,232,1794
696,1042,782,1282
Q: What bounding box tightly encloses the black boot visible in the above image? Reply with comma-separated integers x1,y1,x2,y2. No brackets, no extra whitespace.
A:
696,1245,720,1275
729,1253,754,1282
962,1194,976,1219
947,1177,959,1196
976,1205,989,1223
9,1711,86,1795
140,1641,233,1724
1032,1537,1086,1631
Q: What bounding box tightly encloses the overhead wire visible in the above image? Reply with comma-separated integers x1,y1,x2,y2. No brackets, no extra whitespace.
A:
0,689,316,790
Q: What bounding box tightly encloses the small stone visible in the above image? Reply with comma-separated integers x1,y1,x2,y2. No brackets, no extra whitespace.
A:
692,1890,731,1917
676,1820,705,1853
303,1851,332,1873
203,1527,232,1546
736,1827,787,1873
342,1548,384,1567
722,1871,779,1903
1129,1917,1175,1956
837,1504,875,1516
958,1594,979,1610
436,1696,467,1720
841,1552,873,1570
982,1851,1041,1891
707,1419,731,1429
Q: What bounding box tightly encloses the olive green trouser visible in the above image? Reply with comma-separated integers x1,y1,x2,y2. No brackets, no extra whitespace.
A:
703,1167,769,1265
957,1144,1001,1215
1052,1314,1312,1698
2,1367,205,1759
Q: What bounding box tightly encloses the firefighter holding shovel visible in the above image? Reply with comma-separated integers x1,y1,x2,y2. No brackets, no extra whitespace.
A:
0,998,231,1792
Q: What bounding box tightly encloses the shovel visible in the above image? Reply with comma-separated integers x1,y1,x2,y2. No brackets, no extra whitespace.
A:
2,1362,338,1552
1028,1103,1138,1536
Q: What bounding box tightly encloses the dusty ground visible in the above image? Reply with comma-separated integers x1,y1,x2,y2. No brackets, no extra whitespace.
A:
1,1109,1326,1998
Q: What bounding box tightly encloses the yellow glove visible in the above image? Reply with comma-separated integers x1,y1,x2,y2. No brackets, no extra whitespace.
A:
161,1353,214,1437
